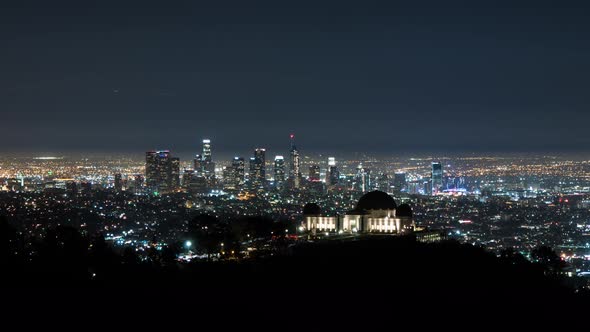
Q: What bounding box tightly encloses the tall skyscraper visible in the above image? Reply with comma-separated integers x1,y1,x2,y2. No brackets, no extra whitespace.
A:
146,151,160,189
308,165,320,182
274,156,286,187
170,157,181,189
289,134,301,188
432,162,443,195
193,154,203,176
202,139,212,162
393,172,407,191
354,163,370,193
327,157,340,187
145,150,180,194
231,157,245,189
114,173,123,192
134,174,144,195
201,139,215,178
182,169,194,189
250,148,266,189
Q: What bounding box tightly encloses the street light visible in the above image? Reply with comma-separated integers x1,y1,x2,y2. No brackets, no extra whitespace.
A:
185,240,192,249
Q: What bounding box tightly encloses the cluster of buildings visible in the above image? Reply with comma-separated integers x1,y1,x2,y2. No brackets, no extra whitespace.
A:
143,135,452,199
144,135,343,195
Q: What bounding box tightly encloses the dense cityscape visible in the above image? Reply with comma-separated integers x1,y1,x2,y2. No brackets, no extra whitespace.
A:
4,0,590,320
2,136,590,284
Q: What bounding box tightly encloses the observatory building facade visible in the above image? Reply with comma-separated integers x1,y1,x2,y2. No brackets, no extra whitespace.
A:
304,191,415,235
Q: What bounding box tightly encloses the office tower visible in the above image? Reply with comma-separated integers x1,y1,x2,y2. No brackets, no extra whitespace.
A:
146,151,160,189
170,157,180,189
222,166,232,188
289,134,301,188
134,175,144,195
250,148,266,189
309,165,320,182
194,154,203,176
393,172,407,191
249,157,256,184
182,169,194,189
114,173,123,192
355,164,370,193
274,156,286,188
432,162,443,195
202,139,212,162
202,139,215,178
327,157,340,186
145,150,180,194
231,157,245,189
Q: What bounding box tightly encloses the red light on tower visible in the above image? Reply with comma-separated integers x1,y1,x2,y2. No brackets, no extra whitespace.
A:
290,134,294,139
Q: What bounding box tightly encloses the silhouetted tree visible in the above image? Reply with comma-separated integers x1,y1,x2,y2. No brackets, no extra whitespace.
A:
161,242,181,266
122,247,140,265
531,246,566,274
88,233,120,280
0,216,19,261
37,226,89,282
500,247,528,266
188,214,226,261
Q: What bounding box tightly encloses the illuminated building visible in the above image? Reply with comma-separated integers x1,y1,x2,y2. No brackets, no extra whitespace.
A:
308,165,320,182
304,191,415,234
202,139,215,179
432,162,443,195
274,156,286,188
222,166,232,188
393,172,407,191
202,139,212,163
194,154,203,176
354,164,370,193
289,134,301,188
133,175,144,195
145,150,180,194
188,176,208,194
171,157,180,189
327,157,340,187
230,157,245,189
250,148,266,189
182,169,194,189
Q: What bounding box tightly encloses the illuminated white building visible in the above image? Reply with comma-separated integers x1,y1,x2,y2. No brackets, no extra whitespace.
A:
304,191,414,235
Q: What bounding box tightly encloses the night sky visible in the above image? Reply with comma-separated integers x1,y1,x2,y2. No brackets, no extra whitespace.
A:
2,0,590,155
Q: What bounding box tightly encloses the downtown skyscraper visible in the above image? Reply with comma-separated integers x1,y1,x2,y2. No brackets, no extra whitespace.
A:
274,156,286,188
250,148,266,189
201,139,215,179
145,150,180,194
432,162,443,195
230,157,245,189
327,157,339,187
289,134,301,188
